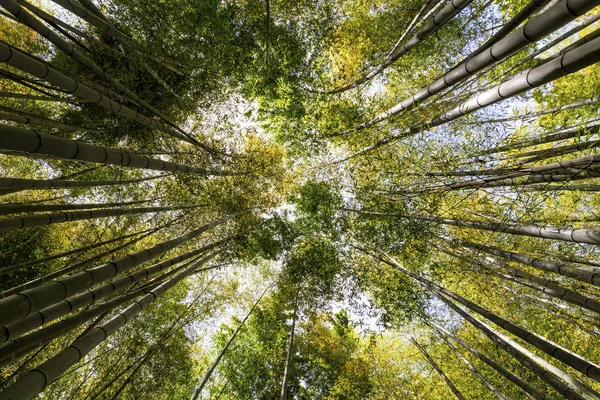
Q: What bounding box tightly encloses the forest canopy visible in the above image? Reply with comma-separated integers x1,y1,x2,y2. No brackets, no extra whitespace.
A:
1,0,600,398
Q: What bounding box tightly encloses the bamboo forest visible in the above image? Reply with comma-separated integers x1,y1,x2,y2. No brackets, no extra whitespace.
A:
2,0,600,399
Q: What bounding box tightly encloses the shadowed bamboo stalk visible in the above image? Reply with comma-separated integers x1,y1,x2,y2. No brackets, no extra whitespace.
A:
0,225,161,295
0,278,156,368
0,40,196,145
0,105,103,132
480,120,600,157
0,250,221,400
280,301,297,400
424,159,600,192
0,124,240,176
0,198,155,215
0,209,250,328
0,226,155,276
436,292,592,400
346,207,600,245
47,0,186,73
550,24,600,60
466,96,599,126
0,38,126,98
385,0,439,59
436,214,600,244
339,0,599,135
190,283,273,399
75,0,105,20
426,153,600,179
0,204,204,232
340,31,600,162
430,322,547,400
0,91,87,102
440,336,507,400
15,0,140,68
379,252,600,385
512,139,600,164
410,337,466,400
1,0,201,147
522,184,600,191
468,0,551,59
447,243,600,313
0,174,168,196
0,66,68,95
442,120,600,166
428,171,600,191
326,0,474,94
0,237,230,347
109,275,217,399
459,239,600,285
507,12,600,74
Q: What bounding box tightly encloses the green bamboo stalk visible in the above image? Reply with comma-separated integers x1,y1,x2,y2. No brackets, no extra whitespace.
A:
0,250,220,400
0,209,249,328
0,124,240,176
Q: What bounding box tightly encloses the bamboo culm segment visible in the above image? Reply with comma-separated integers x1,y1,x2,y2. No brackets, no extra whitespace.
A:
439,336,507,400
0,198,154,215
433,294,585,400
190,283,272,399
351,0,600,132
0,210,245,329
430,322,548,400
382,254,600,383
0,227,154,276
0,124,240,176
480,121,600,156
0,282,152,368
0,175,167,196
0,204,202,232
0,106,103,133
469,250,600,313
0,228,157,296
468,0,550,59
0,237,228,348
460,239,600,285
346,31,600,160
48,0,183,72
0,90,85,102
411,337,466,400
328,0,474,93
0,40,192,144
0,251,220,400
347,208,600,245
2,0,193,144
507,13,600,74
432,215,600,245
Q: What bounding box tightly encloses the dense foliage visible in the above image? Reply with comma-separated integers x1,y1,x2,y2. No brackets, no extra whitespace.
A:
1,0,600,398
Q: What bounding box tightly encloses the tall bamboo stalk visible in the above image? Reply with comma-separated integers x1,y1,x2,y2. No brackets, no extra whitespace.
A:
430,322,547,400
379,251,600,384
280,302,297,400
0,210,249,328
0,251,221,400
410,337,466,400
341,31,600,161
0,124,240,176
339,0,599,135
327,0,474,93
0,40,195,144
0,174,168,196
0,204,203,233
190,283,272,400
0,238,229,346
